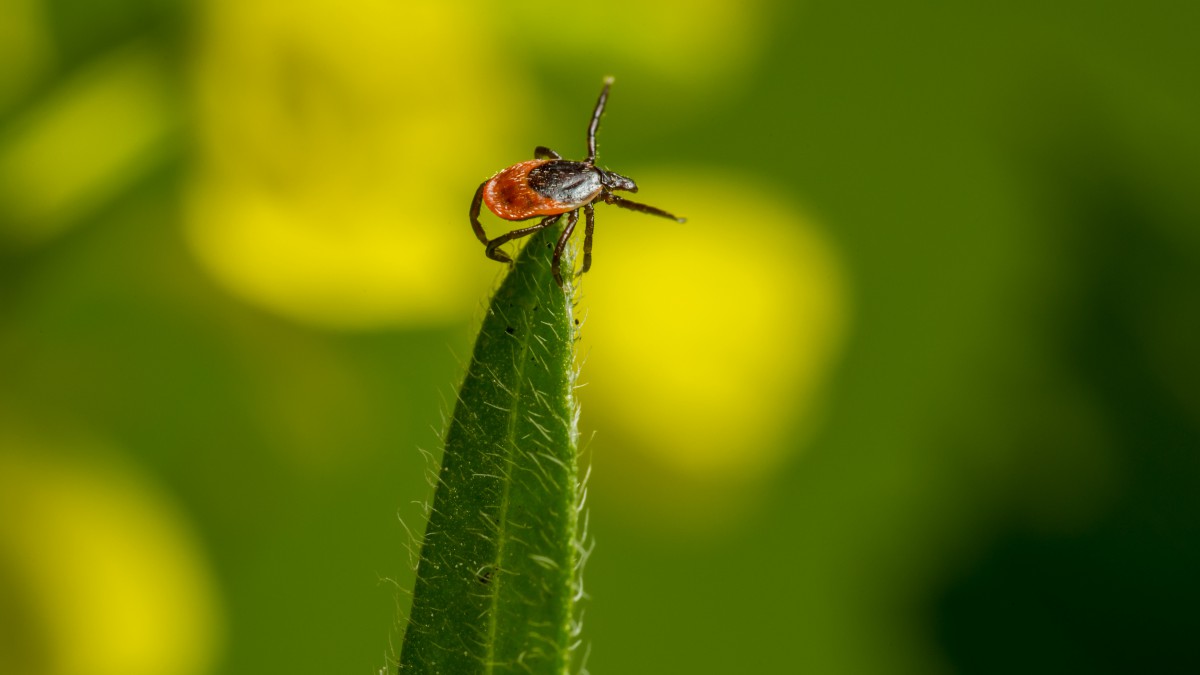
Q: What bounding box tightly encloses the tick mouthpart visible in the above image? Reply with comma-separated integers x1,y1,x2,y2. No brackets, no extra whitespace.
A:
600,170,638,193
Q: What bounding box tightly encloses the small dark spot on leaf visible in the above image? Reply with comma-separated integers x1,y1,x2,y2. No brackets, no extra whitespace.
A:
574,319,579,325
477,566,496,585
505,326,515,335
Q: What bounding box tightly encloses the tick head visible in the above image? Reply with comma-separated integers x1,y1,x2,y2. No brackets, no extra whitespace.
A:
599,169,638,193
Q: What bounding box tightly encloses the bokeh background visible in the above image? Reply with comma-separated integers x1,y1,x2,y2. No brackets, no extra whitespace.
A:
2,1,1198,673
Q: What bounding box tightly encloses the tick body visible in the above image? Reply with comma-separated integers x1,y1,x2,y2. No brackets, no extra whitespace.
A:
482,160,602,220
470,77,685,287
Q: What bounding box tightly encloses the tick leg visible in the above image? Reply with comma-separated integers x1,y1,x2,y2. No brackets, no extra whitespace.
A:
534,146,562,160
469,181,489,245
586,77,614,164
552,209,580,288
578,203,596,276
602,192,686,223
486,214,562,265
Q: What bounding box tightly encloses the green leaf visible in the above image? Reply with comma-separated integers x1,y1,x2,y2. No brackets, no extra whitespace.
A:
399,224,583,674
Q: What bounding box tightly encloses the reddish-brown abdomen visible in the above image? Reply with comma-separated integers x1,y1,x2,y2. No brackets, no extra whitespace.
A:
483,160,575,221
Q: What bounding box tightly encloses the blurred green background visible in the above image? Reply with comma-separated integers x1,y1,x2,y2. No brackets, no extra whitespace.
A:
2,1,1199,674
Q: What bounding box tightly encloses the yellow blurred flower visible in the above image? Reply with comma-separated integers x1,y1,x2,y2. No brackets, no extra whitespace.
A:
186,0,531,328
0,445,224,675
578,171,848,482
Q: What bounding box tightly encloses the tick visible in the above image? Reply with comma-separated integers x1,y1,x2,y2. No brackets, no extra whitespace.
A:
469,77,685,287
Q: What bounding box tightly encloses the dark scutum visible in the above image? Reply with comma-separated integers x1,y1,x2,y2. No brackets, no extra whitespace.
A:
527,161,602,205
